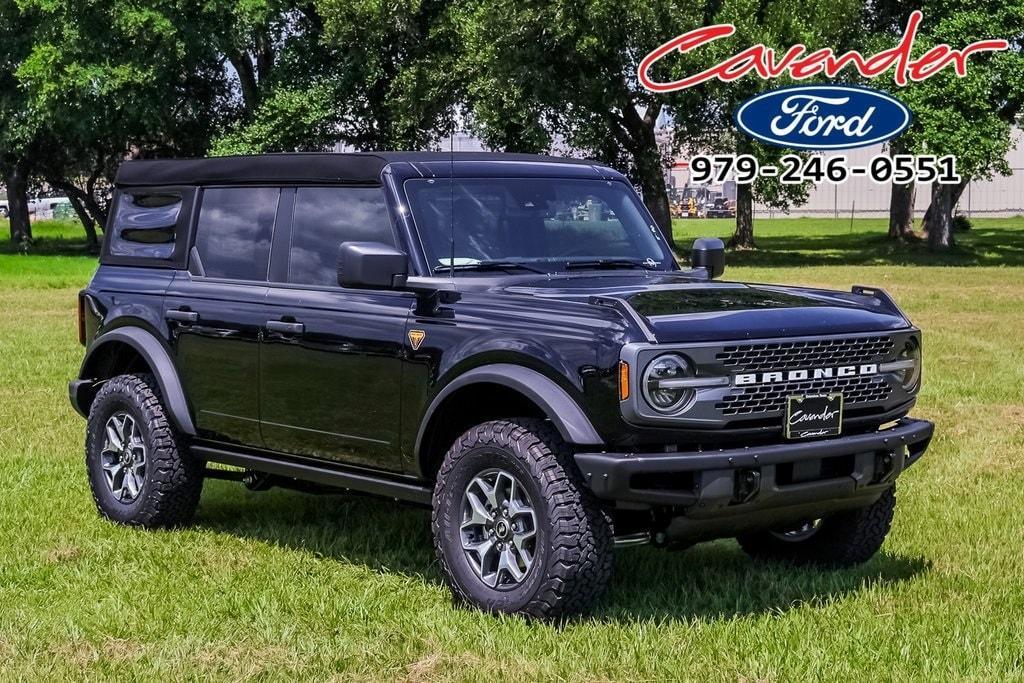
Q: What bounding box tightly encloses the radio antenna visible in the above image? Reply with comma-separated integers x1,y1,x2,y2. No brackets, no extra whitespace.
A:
448,113,456,281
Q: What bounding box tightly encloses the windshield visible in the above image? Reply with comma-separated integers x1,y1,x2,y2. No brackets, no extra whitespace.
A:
404,177,672,274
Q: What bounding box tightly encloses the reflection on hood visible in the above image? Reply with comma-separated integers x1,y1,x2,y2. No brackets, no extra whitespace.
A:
628,288,840,317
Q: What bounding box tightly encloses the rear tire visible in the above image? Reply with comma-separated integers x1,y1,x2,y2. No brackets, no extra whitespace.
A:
431,418,613,619
85,373,204,528
737,486,896,567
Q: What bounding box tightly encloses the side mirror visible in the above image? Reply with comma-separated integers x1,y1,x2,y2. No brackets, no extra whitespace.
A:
337,241,409,289
691,237,725,279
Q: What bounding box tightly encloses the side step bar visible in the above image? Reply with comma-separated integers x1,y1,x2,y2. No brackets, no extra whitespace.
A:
191,444,433,506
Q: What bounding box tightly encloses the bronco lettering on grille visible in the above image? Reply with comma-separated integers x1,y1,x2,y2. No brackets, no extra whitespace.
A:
734,363,879,386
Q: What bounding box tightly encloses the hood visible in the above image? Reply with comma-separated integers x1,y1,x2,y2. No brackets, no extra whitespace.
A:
499,274,910,343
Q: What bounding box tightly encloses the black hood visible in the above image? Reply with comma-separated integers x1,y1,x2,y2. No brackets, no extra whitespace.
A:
499,274,910,343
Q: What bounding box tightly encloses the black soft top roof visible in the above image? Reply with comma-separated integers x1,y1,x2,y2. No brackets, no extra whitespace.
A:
114,152,600,187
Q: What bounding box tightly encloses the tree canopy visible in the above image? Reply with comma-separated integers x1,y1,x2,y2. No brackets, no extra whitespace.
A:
0,0,1019,254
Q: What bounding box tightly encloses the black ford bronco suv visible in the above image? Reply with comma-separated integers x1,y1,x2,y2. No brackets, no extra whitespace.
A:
70,152,933,618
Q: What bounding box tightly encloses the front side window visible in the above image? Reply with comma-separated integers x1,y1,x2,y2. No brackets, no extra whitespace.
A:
404,177,670,274
109,191,182,258
286,187,394,286
194,187,279,280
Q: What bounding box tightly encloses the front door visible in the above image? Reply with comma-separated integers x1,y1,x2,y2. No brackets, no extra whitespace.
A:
259,186,411,471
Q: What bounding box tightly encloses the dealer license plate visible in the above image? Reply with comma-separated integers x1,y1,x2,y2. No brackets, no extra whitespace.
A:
785,393,843,439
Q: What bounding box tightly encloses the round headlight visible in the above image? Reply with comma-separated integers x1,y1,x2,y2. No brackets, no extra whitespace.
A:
897,337,922,390
642,354,696,414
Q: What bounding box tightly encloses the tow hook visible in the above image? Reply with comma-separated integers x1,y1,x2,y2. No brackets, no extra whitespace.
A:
873,451,896,483
733,468,761,504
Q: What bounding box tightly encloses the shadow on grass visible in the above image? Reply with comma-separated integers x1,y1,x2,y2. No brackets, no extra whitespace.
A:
721,230,1024,268
0,219,100,258
196,482,930,623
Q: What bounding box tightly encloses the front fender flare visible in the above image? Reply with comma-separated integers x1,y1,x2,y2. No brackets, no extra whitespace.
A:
414,363,604,457
75,327,196,435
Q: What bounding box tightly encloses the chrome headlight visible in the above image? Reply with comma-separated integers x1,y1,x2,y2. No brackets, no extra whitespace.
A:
641,354,696,414
896,337,922,391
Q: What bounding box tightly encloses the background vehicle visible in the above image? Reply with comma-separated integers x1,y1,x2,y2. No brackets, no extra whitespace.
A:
28,195,71,217
69,153,932,618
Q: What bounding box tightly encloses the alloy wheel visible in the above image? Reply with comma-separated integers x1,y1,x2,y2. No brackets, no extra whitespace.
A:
460,468,538,589
99,411,147,503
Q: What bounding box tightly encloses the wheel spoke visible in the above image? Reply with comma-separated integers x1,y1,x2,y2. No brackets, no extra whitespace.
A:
495,471,515,507
472,475,498,509
512,529,535,553
498,547,525,583
105,423,123,452
102,462,122,490
461,490,492,529
122,470,139,499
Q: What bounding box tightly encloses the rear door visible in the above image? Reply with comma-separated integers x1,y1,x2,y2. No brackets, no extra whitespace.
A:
260,186,412,471
164,186,284,447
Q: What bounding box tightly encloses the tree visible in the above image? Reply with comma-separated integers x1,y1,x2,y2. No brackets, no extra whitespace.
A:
858,1,924,241
457,0,721,249
213,0,460,155
456,0,865,251
891,0,1024,249
0,0,38,244
15,0,231,247
673,0,862,248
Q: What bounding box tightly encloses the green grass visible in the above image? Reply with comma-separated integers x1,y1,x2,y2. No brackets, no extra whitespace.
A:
2,218,1024,679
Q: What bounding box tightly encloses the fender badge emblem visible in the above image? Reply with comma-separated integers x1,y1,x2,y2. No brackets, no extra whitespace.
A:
408,329,426,350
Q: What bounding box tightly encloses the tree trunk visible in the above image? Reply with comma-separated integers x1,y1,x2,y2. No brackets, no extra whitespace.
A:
923,180,967,247
636,165,674,248
926,183,955,249
4,159,32,244
730,181,754,248
228,52,260,115
617,102,675,249
66,192,99,251
888,181,916,239
47,177,106,247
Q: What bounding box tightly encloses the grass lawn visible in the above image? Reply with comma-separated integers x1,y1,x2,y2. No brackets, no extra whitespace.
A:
1,217,1023,679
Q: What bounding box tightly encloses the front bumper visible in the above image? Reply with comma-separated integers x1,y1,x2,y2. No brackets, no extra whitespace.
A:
69,378,94,418
575,418,933,515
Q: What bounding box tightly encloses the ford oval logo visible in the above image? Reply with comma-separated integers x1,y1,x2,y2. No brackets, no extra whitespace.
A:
734,85,912,150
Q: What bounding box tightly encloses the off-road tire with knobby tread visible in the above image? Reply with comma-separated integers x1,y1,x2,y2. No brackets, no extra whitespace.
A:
431,418,613,619
85,373,204,528
737,485,896,567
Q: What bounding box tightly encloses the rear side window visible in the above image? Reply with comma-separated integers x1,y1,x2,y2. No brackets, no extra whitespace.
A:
285,187,394,286
109,192,183,259
194,187,280,280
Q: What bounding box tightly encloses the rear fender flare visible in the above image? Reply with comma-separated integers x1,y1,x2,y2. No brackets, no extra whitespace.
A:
78,327,196,435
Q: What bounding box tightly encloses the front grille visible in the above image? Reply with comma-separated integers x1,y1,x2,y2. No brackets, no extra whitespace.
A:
717,375,892,416
716,336,894,373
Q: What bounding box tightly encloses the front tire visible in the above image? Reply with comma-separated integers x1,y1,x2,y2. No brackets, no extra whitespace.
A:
85,373,204,528
737,486,896,567
431,419,613,619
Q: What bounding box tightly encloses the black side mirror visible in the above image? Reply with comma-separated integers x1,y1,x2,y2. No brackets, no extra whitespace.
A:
337,242,409,289
691,237,725,279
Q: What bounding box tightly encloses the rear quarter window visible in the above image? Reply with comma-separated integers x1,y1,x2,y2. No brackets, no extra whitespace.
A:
103,187,197,266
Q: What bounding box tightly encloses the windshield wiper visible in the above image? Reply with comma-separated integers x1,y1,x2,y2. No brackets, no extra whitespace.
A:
563,258,654,271
433,260,549,274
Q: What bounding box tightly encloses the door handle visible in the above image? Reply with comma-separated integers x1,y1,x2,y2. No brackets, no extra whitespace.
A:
165,309,199,323
266,320,305,335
